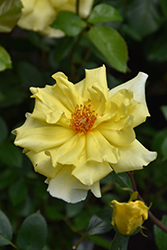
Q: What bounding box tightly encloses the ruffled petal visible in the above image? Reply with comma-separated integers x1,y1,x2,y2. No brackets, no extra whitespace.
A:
76,65,109,100
86,130,118,164
52,72,83,112
47,134,85,166
72,152,112,186
111,139,157,173
13,113,74,152
98,116,136,146
26,150,59,178
46,165,101,203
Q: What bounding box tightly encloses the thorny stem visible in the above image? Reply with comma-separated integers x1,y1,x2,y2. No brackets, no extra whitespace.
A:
127,171,167,233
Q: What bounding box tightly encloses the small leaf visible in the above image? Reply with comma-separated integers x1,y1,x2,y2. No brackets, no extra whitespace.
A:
154,215,167,250
17,212,47,250
88,26,128,72
0,0,22,32
51,11,87,36
88,3,122,24
0,116,8,144
0,210,12,246
111,172,132,189
0,142,23,167
0,45,12,71
86,213,112,236
109,232,129,250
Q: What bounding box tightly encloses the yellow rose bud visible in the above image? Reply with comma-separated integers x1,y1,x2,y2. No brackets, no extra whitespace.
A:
111,200,148,235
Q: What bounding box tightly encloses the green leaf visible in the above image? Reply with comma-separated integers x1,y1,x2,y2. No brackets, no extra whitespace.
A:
66,202,84,218
109,232,129,250
88,235,110,249
8,180,28,206
86,212,112,236
0,210,12,246
161,137,167,161
0,0,22,32
51,11,87,36
0,45,12,71
111,172,132,189
152,128,167,155
88,26,128,72
16,212,47,250
87,3,122,24
160,0,167,18
161,105,167,121
127,0,162,37
0,142,23,167
154,215,167,250
0,116,8,144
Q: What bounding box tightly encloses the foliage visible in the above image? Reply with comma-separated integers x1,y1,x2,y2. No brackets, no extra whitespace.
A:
0,0,167,249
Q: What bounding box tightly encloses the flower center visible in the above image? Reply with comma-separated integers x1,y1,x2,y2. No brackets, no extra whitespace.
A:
69,102,97,133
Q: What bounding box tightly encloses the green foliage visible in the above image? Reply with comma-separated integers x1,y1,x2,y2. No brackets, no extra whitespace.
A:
109,233,129,250
154,215,167,250
51,11,87,36
88,26,128,72
0,0,22,32
0,210,12,246
88,3,122,24
16,212,47,250
0,45,12,71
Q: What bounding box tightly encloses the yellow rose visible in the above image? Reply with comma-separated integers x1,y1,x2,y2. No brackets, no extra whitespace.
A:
17,0,94,38
13,65,157,203
110,200,148,235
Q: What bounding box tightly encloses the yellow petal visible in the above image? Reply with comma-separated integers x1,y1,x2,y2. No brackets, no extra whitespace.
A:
72,152,112,186
18,0,56,31
52,72,83,112
46,165,101,203
13,113,74,152
86,130,118,164
46,134,85,166
78,0,94,18
26,150,60,178
30,86,71,122
98,116,136,146
76,65,109,100
111,139,157,173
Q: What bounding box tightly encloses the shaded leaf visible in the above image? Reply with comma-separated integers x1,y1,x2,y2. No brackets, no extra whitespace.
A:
154,215,167,250
88,26,127,72
109,232,129,250
0,142,23,167
111,171,132,189
161,105,167,121
8,180,28,206
161,137,167,161
0,0,22,32
0,45,12,71
88,3,122,24
160,0,167,18
16,212,47,250
51,11,87,36
0,210,12,246
0,116,8,144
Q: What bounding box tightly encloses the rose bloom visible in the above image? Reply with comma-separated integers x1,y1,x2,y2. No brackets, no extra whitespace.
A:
17,0,93,38
13,65,157,203
110,199,148,235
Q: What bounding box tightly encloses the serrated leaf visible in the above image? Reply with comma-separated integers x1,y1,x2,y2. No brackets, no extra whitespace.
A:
127,0,162,37
0,45,12,71
0,142,23,167
111,171,132,189
109,232,129,250
51,11,87,36
0,0,22,32
88,3,122,24
88,26,127,72
154,215,167,250
86,213,112,236
8,180,28,206
0,210,12,246
17,212,47,250
0,116,8,144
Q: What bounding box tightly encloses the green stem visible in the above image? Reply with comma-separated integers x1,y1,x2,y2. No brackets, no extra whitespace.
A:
72,234,85,249
127,171,167,234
